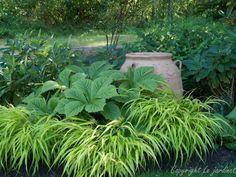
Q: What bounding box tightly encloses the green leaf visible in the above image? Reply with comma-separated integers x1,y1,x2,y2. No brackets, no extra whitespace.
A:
64,77,117,117
66,65,84,73
70,73,87,84
85,99,106,112
217,65,224,72
98,70,125,81
115,88,140,103
92,77,117,99
101,102,121,120
88,61,113,80
226,107,236,121
120,67,163,92
65,101,84,117
48,96,60,114
40,80,60,94
55,99,70,114
26,97,48,116
58,69,72,87
225,142,236,151
196,70,209,82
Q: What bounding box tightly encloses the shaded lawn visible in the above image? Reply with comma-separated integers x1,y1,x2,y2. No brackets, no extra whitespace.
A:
56,33,138,47
0,30,138,48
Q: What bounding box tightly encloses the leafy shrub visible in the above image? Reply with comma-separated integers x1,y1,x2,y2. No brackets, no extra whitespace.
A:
183,37,236,98
54,117,167,177
125,91,226,164
128,17,236,104
127,17,224,61
0,31,80,105
24,61,163,121
0,106,56,174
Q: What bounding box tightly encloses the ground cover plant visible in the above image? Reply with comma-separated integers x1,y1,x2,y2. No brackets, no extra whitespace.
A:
125,92,225,164
0,106,56,174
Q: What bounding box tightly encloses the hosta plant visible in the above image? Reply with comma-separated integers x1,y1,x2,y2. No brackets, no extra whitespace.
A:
125,91,227,164
0,106,57,174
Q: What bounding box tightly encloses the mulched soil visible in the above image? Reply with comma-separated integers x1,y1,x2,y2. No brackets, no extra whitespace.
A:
1,147,236,177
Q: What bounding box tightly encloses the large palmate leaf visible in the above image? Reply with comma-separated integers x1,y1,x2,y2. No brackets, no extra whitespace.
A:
59,77,118,117
25,96,60,116
114,88,141,103
101,101,121,120
70,61,119,80
40,68,86,94
120,67,164,92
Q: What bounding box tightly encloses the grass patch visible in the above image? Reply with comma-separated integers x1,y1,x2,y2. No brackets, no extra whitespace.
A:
0,39,4,48
57,33,138,47
0,26,138,47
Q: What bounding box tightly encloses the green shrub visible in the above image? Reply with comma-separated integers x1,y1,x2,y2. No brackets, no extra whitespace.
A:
183,36,236,99
54,117,167,177
128,17,224,61
125,91,226,164
23,61,164,121
128,17,236,104
0,31,80,105
0,106,56,174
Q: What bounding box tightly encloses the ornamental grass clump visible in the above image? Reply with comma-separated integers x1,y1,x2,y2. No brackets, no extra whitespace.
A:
126,92,226,164
0,106,56,174
55,117,168,177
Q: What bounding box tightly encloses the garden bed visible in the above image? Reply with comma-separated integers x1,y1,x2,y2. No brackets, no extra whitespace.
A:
1,148,236,177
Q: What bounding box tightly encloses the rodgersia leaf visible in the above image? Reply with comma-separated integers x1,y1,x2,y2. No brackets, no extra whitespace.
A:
26,97,48,116
120,67,163,92
62,77,118,117
101,101,121,120
26,96,60,116
40,81,61,94
65,101,84,117
58,69,73,88
88,61,113,80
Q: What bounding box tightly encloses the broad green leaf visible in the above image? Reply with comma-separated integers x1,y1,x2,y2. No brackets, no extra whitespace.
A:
26,97,48,116
98,70,125,81
196,70,210,82
92,77,117,99
115,88,140,103
22,92,36,103
101,102,121,120
65,101,84,117
40,80,60,94
70,73,87,84
63,77,117,117
88,61,113,80
120,67,163,92
48,96,60,113
58,69,72,87
226,107,236,121
85,99,106,113
55,99,70,114
66,65,84,73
